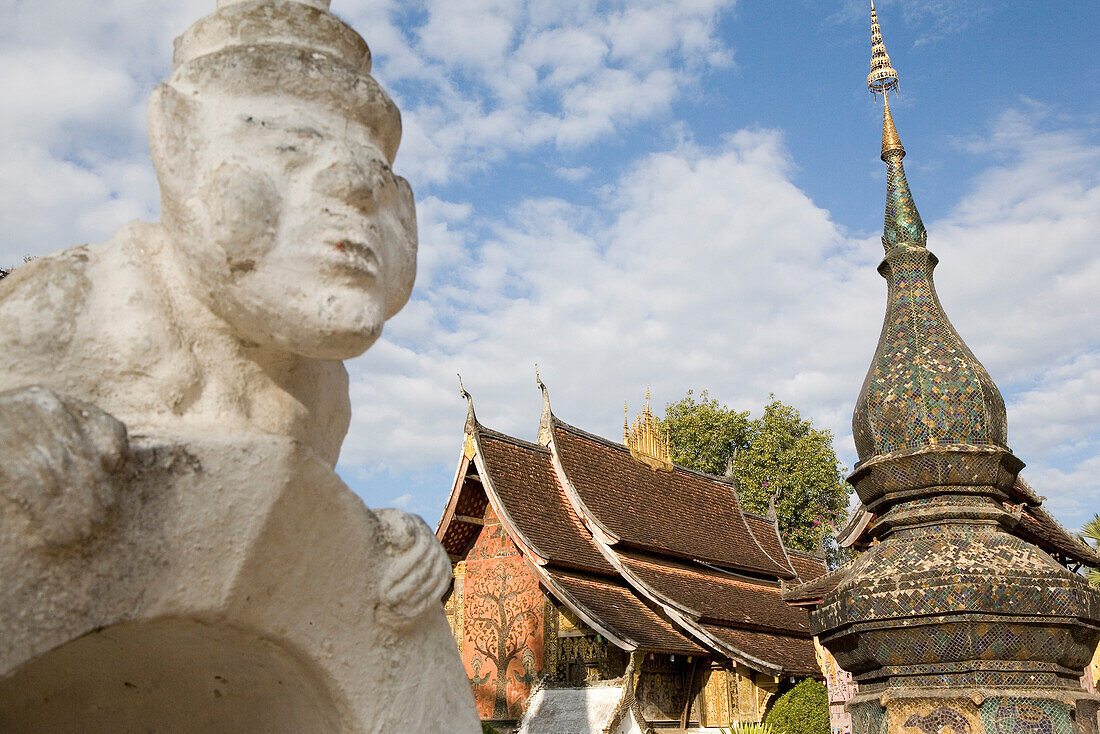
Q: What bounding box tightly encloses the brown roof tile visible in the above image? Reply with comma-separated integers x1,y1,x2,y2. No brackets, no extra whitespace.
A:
787,552,827,584
437,464,489,556
440,414,825,676
702,624,820,677
479,431,615,575
1016,505,1099,566
552,421,795,578
781,565,850,605
744,514,796,575
618,554,811,635
549,569,706,656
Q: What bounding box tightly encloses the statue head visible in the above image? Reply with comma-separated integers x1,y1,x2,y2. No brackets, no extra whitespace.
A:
147,0,416,360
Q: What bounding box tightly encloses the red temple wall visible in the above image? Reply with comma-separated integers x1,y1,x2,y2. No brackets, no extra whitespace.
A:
462,506,545,720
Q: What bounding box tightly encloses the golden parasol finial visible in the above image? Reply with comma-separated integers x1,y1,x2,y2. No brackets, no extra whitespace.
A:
867,0,899,100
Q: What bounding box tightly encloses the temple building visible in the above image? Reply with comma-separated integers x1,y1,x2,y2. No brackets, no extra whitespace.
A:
783,4,1100,733
437,381,826,731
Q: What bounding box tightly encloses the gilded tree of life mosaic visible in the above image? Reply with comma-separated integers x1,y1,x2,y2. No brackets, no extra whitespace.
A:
462,507,544,720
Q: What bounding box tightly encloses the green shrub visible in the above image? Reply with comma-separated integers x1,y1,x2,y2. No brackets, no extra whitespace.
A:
480,723,500,734
764,678,829,734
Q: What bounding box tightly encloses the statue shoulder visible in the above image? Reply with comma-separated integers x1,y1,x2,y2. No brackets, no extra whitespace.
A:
0,245,97,355
0,223,169,396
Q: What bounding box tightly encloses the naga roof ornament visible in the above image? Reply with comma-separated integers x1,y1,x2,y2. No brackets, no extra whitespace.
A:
851,10,1007,462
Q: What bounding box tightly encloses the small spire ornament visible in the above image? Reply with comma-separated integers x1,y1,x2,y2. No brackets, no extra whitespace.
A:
624,388,673,471
867,0,898,99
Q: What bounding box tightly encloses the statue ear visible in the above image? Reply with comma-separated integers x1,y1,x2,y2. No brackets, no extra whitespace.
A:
148,83,198,197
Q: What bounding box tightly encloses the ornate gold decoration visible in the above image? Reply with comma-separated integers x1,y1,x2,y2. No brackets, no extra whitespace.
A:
702,667,732,727
867,0,899,98
735,665,761,722
447,561,466,650
881,100,904,160
462,432,477,460
556,605,590,638
1089,644,1100,692
624,387,673,471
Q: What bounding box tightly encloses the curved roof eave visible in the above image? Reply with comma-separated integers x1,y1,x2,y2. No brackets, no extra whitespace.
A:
549,413,795,578
837,507,874,548
468,426,552,567
742,510,797,578
588,518,784,677
524,558,639,652
435,452,473,538
545,415,622,547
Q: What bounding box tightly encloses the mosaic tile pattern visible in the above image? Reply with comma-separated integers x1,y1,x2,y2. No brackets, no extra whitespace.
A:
853,244,1008,461
818,9,1100,734
881,147,927,250
891,698,978,734
980,698,1074,734
850,700,887,734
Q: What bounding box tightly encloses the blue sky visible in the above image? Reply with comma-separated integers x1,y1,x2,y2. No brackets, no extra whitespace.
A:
2,0,1099,533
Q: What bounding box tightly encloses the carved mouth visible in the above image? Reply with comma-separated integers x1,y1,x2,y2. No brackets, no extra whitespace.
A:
330,239,380,277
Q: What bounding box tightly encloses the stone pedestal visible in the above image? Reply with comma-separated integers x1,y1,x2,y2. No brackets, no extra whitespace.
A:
0,434,480,733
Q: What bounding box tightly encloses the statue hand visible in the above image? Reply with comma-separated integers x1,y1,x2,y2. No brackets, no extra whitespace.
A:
0,386,130,547
373,507,452,625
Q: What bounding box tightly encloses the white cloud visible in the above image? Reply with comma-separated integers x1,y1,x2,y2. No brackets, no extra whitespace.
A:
0,0,737,261
0,0,206,265
344,106,1100,530
343,0,737,184
1,1,1095,532
554,165,593,183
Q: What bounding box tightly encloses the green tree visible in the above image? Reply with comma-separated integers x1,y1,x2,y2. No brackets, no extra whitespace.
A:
663,390,750,476
764,678,829,734
662,391,850,561
1080,514,1100,586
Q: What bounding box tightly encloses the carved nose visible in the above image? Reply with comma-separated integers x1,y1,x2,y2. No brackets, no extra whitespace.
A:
314,159,379,213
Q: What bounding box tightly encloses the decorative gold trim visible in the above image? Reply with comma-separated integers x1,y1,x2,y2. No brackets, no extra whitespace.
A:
881,100,904,160
462,432,477,460
624,387,674,471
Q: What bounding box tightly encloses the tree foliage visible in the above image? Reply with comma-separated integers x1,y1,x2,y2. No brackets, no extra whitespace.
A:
764,678,829,734
662,391,850,558
1080,514,1100,586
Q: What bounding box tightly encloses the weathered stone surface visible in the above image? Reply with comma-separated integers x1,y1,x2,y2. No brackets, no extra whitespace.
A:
0,0,479,730
1,435,474,732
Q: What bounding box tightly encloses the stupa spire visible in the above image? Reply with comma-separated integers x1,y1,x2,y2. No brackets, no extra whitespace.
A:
866,4,925,250
851,2,1007,462
800,7,1100,729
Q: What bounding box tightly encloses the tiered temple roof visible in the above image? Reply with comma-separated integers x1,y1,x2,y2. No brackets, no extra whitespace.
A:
438,381,824,677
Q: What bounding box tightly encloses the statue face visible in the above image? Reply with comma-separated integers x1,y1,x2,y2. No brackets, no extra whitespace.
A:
162,90,416,360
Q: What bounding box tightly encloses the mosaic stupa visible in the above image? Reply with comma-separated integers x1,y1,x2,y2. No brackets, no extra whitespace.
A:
785,4,1100,732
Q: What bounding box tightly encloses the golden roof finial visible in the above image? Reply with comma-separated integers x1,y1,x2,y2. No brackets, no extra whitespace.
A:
881,97,904,160
867,0,899,100
625,388,673,471
867,1,926,250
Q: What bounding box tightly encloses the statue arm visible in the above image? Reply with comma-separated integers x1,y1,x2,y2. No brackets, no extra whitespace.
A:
371,507,453,625
0,386,130,547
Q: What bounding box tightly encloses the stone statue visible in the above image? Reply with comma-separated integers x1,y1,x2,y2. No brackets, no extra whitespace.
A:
0,1,480,731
